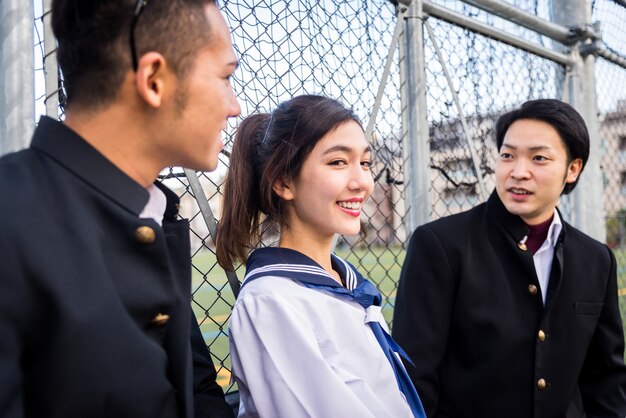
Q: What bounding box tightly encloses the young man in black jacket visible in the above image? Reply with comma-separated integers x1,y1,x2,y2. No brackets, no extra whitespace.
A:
0,1,240,417
393,99,626,418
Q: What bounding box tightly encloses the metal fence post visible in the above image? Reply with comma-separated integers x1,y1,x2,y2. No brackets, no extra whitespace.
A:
402,0,431,234
0,0,35,156
552,0,606,242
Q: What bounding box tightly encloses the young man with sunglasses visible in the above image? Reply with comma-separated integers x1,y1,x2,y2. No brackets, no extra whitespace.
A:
0,1,240,417
393,99,626,418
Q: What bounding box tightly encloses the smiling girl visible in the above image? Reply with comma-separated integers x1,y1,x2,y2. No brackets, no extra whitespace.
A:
216,95,425,417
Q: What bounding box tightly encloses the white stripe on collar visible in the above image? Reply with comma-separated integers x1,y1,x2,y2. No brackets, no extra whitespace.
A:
244,263,332,283
244,256,358,290
336,257,357,290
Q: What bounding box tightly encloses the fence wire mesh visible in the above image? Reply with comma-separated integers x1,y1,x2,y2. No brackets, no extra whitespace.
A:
594,0,626,58
26,0,626,393
593,0,626,336
33,7,47,118
423,15,562,218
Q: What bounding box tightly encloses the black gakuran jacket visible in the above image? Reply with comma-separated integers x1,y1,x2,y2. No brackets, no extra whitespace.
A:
0,117,233,418
393,192,626,418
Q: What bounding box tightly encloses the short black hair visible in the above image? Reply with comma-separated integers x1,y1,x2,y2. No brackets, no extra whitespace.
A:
495,99,590,195
51,0,216,110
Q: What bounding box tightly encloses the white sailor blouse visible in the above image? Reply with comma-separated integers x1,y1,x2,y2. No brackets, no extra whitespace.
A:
228,247,422,418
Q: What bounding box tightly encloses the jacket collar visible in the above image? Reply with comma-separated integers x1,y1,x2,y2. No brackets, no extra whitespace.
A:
32,116,179,218
486,190,566,245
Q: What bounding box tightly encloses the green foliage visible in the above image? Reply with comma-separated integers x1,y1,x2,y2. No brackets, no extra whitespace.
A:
606,210,626,248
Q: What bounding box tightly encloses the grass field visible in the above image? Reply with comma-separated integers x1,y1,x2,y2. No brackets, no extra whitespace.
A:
192,245,626,390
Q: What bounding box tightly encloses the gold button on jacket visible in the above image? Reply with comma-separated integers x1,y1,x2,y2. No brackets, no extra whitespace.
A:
538,330,546,342
537,379,547,390
151,313,170,326
527,284,538,295
135,226,156,244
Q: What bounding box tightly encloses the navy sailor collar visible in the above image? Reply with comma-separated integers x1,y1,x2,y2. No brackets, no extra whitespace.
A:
244,247,361,290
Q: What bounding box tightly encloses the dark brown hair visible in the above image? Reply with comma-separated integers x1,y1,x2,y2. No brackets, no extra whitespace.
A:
216,95,362,270
51,0,216,110
495,99,589,195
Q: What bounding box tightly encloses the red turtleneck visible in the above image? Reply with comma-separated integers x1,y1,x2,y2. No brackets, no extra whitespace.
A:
525,216,554,255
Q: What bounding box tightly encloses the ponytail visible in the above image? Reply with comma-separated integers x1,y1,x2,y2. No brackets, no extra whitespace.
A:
216,114,270,270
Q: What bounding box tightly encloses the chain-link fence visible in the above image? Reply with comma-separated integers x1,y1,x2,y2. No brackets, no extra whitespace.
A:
423,4,563,218
7,0,625,395
421,0,626,346
593,0,626,336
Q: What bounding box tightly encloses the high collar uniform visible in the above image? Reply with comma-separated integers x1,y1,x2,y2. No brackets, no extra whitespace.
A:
393,191,626,418
0,117,232,418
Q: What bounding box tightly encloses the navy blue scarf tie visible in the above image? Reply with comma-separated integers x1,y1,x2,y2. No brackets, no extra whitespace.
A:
243,247,426,418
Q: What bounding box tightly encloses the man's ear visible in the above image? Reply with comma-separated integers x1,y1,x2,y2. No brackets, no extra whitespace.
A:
134,52,170,108
272,178,295,201
565,158,583,184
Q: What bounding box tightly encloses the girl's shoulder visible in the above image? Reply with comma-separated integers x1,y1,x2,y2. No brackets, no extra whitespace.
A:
237,274,308,300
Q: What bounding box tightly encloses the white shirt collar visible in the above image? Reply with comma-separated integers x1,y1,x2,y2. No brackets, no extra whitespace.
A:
536,209,562,253
546,209,562,248
533,209,562,304
139,184,167,226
